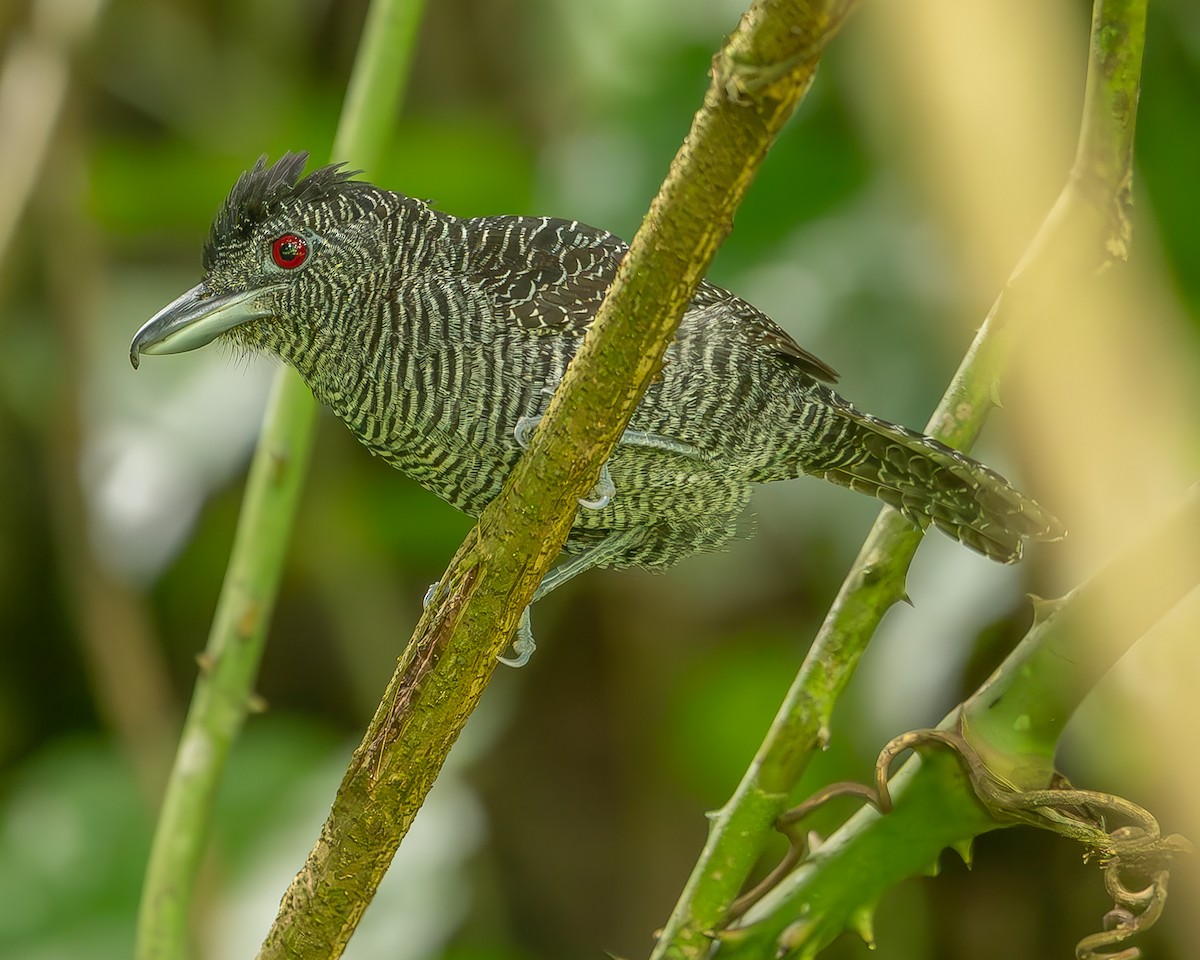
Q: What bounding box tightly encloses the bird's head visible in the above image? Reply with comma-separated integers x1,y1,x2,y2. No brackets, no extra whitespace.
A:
129,152,397,368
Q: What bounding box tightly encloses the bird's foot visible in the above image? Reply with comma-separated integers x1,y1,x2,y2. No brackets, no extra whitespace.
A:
498,608,536,668
514,410,615,511
423,529,643,669
513,413,541,450
513,387,557,447
423,580,536,669
577,463,614,509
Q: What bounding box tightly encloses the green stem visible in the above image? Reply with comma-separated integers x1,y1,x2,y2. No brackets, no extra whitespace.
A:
331,0,425,164
1073,0,1146,262
650,0,1150,955
649,167,1004,960
136,376,317,960
255,3,858,957
134,3,425,959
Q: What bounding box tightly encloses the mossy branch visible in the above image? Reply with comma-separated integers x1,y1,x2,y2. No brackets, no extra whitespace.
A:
649,1,1150,956
255,2,858,957
134,3,426,959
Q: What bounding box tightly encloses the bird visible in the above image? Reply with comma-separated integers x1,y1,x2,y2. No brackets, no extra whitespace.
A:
130,152,1063,665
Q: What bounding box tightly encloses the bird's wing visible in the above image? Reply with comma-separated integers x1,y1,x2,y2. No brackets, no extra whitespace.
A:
466,216,621,335
466,215,840,384
690,281,840,384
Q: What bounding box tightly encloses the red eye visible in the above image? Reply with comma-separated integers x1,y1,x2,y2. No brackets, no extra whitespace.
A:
271,233,308,269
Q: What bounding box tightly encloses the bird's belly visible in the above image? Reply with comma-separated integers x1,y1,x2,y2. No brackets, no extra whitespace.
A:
379,432,518,516
326,351,760,567
333,400,517,517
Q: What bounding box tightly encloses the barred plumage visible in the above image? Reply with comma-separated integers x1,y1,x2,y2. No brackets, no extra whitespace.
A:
133,152,1063,603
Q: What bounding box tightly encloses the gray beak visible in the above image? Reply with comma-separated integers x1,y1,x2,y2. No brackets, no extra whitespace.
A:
129,282,284,368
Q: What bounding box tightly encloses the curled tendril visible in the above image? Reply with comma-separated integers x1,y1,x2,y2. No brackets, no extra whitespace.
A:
878,725,1190,960
731,721,1191,959
725,781,881,922
1074,869,1168,960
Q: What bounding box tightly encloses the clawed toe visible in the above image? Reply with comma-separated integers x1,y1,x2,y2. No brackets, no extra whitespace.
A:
497,608,537,668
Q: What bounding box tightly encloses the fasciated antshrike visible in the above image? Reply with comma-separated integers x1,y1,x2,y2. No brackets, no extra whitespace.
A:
131,153,1062,664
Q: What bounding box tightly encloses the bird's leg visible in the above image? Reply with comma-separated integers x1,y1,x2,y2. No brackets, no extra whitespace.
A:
576,431,705,508
515,391,619,510
515,402,705,512
516,408,616,509
421,579,534,666
502,527,646,668
421,528,645,668
566,428,704,510
616,429,707,461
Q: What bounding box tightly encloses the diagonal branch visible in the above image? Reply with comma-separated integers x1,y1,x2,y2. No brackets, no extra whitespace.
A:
256,2,860,957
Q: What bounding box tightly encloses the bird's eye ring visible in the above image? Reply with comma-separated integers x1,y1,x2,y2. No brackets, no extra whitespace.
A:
271,233,308,269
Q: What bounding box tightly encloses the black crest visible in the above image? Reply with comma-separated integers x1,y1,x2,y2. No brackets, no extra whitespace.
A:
203,152,367,267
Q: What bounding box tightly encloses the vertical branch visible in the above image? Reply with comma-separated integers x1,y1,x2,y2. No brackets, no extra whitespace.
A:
1074,0,1146,261
0,0,108,270
134,3,426,959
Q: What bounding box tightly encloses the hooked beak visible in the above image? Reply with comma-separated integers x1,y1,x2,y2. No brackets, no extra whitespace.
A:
129,282,285,368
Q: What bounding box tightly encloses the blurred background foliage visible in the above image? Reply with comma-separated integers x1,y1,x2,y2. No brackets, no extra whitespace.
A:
0,0,1197,958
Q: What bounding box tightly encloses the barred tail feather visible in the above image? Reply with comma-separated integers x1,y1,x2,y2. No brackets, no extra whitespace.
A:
798,408,1064,563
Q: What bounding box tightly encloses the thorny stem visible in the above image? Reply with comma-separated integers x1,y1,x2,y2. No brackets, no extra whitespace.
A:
710,484,1196,958
650,0,1151,957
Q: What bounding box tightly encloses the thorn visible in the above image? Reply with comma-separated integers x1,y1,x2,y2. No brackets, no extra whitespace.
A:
897,589,914,608
919,857,941,877
817,724,832,751
990,380,1004,409
950,838,974,868
849,903,877,948
195,652,216,675
246,692,269,714
1027,592,1068,624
